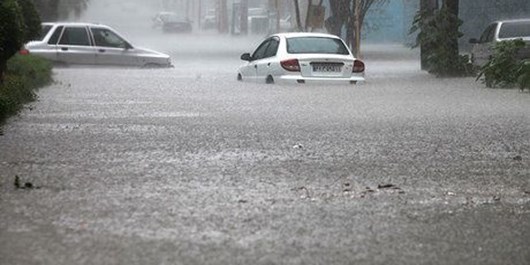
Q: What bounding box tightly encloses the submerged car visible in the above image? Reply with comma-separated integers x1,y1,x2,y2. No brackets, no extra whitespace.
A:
23,22,172,68
469,19,530,66
237,32,365,84
153,12,192,33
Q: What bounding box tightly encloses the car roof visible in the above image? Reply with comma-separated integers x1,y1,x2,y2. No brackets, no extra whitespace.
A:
42,22,112,28
494,18,530,24
272,32,342,40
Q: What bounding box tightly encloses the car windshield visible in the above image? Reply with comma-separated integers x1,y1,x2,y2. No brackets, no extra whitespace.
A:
499,21,530,39
286,37,350,55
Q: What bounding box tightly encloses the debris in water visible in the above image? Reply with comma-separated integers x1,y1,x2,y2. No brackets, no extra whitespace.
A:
513,155,522,161
14,175,21,189
377,184,397,189
342,182,352,192
292,144,304,150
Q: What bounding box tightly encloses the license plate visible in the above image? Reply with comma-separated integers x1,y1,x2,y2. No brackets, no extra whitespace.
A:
312,64,342,72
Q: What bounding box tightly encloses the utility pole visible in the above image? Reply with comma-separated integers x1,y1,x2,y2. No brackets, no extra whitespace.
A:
354,0,361,58
197,0,202,30
217,0,229,33
275,0,280,33
240,0,248,35
294,0,303,31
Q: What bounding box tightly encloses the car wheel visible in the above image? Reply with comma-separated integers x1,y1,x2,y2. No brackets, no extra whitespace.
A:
237,73,243,81
265,75,274,84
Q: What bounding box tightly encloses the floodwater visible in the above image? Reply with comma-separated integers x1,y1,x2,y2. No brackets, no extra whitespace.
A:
1,19,530,265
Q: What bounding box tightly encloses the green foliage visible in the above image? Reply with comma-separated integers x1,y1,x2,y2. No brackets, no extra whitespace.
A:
0,55,52,122
1,0,41,83
517,60,530,90
477,39,526,88
0,0,25,64
410,7,475,77
17,0,42,42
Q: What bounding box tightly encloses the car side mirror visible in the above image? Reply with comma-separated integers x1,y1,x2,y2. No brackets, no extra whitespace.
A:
124,42,133,50
469,38,479,44
241,53,252,61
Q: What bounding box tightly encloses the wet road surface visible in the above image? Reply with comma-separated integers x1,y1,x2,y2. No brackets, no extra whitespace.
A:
1,36,529,265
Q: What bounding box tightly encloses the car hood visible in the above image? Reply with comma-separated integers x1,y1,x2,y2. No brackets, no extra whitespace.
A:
131,46,169,57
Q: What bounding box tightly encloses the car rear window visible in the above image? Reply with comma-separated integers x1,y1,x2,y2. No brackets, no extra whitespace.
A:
499,21,530,39
286,37,350,55
35,25,52,41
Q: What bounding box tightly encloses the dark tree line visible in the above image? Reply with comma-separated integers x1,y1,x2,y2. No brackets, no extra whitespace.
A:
33,0,89,21
0,0,41,82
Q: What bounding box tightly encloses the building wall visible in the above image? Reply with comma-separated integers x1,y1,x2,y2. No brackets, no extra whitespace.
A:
364,0,530,46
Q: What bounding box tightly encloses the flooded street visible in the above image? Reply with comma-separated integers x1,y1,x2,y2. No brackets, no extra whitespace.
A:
1,34,529,265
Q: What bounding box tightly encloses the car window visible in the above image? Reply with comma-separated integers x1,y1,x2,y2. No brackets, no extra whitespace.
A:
479,24,497,43
499,21,530,39
48,26,63,44
91,28,129,48
59,27,90,46
252,39,271,60
34,25,52,41
264,38,279,58
287,37,350,55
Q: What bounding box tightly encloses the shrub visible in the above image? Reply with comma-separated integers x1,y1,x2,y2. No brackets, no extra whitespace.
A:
0,54,52,122
477,39,526,88
517,60,530,90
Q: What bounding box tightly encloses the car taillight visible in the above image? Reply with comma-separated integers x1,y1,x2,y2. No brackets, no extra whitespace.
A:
353,60,365,73
281,59,300,72
19,49,30,55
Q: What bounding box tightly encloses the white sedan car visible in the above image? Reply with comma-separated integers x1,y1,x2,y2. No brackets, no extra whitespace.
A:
237,32,365,84
23,22,172,67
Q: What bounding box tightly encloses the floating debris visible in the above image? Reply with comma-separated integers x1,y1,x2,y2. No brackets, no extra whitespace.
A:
14,175,21,189
292,144,304,150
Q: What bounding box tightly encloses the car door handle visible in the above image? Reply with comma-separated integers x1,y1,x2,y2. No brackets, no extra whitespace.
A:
254,65,258,69
61,47,68,51
98,49,106,53
267,63,271,66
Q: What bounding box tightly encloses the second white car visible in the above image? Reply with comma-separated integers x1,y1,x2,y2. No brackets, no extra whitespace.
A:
23,22,172,68
238,32,365,85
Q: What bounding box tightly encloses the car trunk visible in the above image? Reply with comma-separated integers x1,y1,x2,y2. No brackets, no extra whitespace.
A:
296,54,354,78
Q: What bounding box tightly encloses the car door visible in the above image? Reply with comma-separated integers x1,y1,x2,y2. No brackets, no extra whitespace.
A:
57,26,96,65
255,37,280,82
241,39,271,82
472,23,497,66
90,27,138,66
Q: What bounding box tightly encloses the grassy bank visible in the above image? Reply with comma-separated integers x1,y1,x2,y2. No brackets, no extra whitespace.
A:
0,55,52,123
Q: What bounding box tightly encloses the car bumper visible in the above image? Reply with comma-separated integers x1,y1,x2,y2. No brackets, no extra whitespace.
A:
277,74,365,85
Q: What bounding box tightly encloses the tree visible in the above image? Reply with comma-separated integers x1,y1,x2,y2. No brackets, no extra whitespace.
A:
411,0,473,77
33,0,90,21
325,0,388,53
0,0,25,83
0,0,41,83
17,0,41,42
